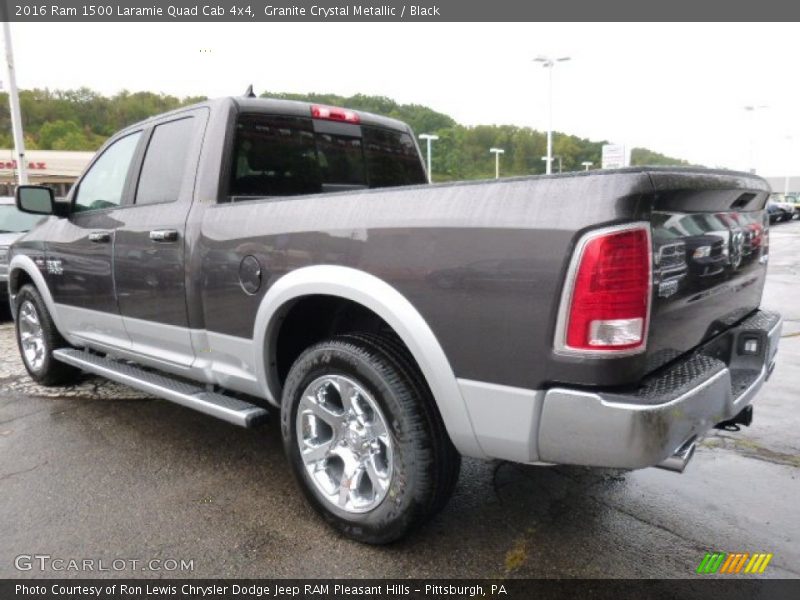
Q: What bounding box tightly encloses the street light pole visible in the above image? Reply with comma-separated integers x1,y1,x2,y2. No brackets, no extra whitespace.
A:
418,134,439,183
489,148,505,179
784,135,794,196
534,55,570,175
2,20,28,185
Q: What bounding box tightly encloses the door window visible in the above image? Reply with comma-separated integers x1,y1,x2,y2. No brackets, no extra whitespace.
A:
135,117,196,205
73,132,141,213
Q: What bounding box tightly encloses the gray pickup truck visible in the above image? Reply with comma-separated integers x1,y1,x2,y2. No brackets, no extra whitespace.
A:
8,97,782,543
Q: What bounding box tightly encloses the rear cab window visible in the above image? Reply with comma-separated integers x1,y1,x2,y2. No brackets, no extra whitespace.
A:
228,113,426,200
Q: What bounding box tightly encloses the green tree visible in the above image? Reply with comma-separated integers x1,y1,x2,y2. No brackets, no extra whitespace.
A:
0,87,694,179
630,147,690,166
37,120,93,150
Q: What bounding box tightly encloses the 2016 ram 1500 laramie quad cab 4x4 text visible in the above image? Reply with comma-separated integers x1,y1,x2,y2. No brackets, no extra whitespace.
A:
7,97,782,543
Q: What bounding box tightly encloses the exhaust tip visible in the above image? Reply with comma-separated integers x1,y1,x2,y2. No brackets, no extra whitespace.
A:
655,438,697,473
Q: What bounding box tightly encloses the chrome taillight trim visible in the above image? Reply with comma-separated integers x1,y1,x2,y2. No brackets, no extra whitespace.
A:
553,222,653,358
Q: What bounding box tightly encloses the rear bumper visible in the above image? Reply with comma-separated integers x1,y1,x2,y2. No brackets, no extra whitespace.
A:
536,310,782,469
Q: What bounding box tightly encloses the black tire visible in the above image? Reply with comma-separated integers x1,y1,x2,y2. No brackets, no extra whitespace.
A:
281,333,461,544
14,284,80,386
337,332,461,518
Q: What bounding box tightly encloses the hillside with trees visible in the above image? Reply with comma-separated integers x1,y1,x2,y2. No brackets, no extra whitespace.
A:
0,88,690,179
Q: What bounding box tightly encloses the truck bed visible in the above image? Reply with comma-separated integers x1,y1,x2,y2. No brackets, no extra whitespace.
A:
196,167,771,392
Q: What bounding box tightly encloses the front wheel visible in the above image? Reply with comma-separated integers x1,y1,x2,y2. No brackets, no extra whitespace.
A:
281,333,460,544
14,284,80,386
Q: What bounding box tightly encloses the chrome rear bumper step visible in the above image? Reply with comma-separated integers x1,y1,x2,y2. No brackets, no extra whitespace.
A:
53,348,269,428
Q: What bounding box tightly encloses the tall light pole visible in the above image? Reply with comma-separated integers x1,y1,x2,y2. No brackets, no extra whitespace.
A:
581,161,593,171
743,104,767,174
489,147,504,179
2,20,28,185
419,133,439,183
534,55,570,175
784,135,794,196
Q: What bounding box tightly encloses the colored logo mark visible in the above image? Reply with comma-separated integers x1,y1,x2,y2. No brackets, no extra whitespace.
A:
696,552,773,574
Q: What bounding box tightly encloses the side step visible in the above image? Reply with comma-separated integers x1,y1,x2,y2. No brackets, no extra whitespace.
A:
53,348,269,428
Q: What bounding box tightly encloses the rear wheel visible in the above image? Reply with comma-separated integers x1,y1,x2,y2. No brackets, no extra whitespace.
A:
14,284,80,386
281,332,460,544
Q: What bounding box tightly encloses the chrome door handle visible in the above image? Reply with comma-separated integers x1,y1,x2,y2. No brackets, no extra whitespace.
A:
149,229,179,242
88,231,111,243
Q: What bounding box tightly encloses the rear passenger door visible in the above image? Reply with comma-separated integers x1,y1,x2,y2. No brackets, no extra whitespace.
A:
113,109,207,367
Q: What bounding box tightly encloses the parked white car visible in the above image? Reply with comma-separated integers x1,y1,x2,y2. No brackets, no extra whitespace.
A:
0,196,47,312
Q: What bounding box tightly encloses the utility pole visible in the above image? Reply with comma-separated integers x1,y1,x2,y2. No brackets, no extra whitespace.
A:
2,19,28,185
418,133,439,183
534,55,570,175
489,148,504,179
784,135,793,196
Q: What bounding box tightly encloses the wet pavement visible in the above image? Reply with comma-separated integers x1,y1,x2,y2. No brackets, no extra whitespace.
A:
1,221,798,579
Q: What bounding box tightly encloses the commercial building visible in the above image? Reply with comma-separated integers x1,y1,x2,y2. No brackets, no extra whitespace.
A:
0,149,94,198
764,175,800,197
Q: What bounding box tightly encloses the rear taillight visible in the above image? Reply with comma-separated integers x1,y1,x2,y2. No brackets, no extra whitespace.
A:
556,224,652,355
311,104,360,124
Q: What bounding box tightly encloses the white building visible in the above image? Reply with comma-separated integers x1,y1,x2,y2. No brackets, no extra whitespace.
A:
0,149,94,197
763,175,800,197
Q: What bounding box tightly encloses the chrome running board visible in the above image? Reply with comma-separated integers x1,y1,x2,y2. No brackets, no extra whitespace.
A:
53,348,269,428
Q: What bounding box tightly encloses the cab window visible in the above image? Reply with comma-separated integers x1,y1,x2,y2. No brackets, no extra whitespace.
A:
228,114,426,199
230,115,321,197
135,117,196,205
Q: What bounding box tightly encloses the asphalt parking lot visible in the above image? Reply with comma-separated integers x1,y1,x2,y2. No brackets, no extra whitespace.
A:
1,221,798,580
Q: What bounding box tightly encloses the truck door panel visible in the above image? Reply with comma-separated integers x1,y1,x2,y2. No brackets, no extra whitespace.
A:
113,111,207,367
46,130,144,348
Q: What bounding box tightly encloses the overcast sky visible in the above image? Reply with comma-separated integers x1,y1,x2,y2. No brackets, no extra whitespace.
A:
7,22,800,175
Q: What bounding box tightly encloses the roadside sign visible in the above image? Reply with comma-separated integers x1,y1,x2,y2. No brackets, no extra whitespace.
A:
602,144,629,169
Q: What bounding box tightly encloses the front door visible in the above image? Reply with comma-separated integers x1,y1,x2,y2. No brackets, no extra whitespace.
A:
113,111,206,367
46,130,143,349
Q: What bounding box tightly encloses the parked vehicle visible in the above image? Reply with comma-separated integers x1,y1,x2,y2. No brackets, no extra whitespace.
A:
767,199,794,223
7,97,782,543
0,196,46,312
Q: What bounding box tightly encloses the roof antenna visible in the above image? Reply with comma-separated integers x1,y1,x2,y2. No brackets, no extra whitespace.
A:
243,84,256,98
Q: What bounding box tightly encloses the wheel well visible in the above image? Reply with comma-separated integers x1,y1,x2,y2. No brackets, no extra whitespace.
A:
272,295,408,388
9,268,33,296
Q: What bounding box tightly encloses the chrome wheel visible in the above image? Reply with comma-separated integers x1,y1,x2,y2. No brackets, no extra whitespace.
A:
18,300,46,372
296,374,394,514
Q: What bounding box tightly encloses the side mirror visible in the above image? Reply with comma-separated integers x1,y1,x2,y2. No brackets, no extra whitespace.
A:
16,185,55,215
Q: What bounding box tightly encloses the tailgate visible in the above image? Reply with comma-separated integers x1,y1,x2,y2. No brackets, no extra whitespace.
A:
646,170,771,372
